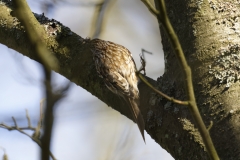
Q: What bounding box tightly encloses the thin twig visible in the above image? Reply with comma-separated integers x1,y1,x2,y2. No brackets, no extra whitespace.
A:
137,54,188,105
90,0,115,38
141,0,219,159
39,98,45,129
137,73,189,105
138,49,152,75
11,117,18,128
207,121,213,131
141,0,159,17
26,109,32,128
156,0,219,159
139,54,146,75
32,100,44,140
1,122,40,144
0,146,7,160
0,113,56,160
0,124,35,131
0,147,6,154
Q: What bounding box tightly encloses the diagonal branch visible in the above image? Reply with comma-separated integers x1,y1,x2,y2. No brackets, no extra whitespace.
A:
0,111,56,160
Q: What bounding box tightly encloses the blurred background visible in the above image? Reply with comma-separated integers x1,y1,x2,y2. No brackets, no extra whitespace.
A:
0,0,174,159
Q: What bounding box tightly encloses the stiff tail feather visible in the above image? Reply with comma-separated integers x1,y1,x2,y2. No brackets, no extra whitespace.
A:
127,97,145,142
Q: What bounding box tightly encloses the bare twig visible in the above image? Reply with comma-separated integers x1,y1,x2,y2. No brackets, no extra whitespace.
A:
138,54,188,105
207,121,213,131
11,117,18,128
139,54,146,75
90,0,116,38
138,49,152,75
0,147,8,160
0,147,6,153
32,101,44,140
137,72,189,105
0,122,40,144
141,0,219,159
26,109,32,127
0,110,56,160
141,0,159,17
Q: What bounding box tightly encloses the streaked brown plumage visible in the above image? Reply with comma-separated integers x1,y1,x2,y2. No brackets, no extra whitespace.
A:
89,38,145,141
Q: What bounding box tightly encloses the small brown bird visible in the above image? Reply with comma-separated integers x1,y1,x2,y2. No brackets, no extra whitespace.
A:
89,38,145,141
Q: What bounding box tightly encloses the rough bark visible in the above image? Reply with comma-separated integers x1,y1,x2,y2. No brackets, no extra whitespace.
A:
153,0,240,159
1,0,240,159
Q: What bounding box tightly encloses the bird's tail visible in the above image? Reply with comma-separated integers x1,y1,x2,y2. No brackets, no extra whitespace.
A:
127,97,145,142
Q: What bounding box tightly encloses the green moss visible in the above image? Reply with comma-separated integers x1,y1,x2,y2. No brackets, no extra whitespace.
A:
180,118,205,150
209,45,240,87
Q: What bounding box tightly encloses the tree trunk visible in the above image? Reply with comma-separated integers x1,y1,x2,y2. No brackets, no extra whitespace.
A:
153,0,240,159
0,0,239,159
